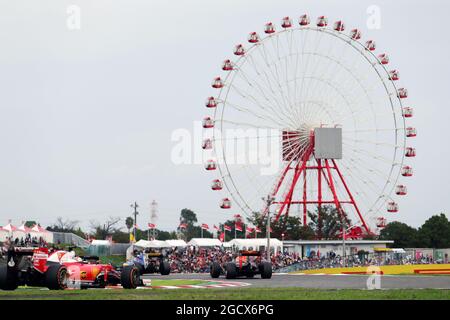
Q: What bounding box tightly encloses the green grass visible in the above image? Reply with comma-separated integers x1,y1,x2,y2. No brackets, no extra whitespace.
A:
98,255,126,266
0,287,449,300
150,279,205,286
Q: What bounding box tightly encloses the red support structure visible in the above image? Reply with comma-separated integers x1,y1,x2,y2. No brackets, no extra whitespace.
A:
303,170,307,226
265,131,372,238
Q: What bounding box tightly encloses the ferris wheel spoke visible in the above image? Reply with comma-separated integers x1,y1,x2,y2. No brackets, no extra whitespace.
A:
343,136,405,149
337,159,387,208
342,142,397,164
223,99,289,128
227,83,298,128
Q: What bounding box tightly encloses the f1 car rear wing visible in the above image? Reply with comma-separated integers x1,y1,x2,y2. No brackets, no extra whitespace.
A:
147,252,164,258
239,250,261,256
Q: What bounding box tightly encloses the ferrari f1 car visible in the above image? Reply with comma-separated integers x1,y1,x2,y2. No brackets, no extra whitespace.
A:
0,247,140,290
210,250,272,279
125,249,171,275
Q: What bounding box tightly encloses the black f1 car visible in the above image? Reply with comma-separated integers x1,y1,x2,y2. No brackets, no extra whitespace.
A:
210,250,272,279
125,249,171,276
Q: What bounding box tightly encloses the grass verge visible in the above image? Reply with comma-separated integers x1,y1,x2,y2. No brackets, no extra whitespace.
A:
0,287,449,300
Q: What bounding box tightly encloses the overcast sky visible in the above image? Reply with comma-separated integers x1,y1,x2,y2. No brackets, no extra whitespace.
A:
0,0,448,232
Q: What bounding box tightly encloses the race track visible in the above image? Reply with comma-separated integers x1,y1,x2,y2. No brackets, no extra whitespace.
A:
142,273,450,289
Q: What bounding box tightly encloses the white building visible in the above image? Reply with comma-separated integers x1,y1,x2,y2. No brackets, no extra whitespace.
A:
283,240,394,258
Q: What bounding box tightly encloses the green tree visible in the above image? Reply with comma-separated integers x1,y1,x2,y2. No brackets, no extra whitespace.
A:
25,221,37,228
245,212,314,240
125,217,134,234
379,221,418,248
177,209,212,241
180,208,198,225
417,214,450,248
308,206,349,239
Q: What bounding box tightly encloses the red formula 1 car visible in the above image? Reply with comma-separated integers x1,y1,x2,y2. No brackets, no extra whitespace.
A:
0,247,140,290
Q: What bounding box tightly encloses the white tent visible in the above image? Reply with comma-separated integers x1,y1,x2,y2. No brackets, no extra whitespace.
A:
165,239,187,247
91,239,111,246
0,223,53,243
222,241,232,248
187,238,223,247
134,239,171,248
227,238,283,252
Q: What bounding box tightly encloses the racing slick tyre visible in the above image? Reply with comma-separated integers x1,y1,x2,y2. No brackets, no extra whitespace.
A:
133,262,145,275
121,265,140,289
0,264,18,291
159,261,171,275
45,264,68,290
210,262,221,278
260,262,272,279
225,263,237,279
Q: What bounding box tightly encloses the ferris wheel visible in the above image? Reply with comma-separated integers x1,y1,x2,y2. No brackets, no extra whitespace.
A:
201,14,416,236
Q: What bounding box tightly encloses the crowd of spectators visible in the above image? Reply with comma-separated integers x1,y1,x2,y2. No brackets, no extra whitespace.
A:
163,246,301,273
0,235,48,258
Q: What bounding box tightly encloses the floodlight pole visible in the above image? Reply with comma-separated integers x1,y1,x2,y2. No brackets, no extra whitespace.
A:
130,201,139,241
342,218,346,267
263,195,275,261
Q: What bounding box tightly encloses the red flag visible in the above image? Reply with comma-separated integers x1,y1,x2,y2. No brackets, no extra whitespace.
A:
148,223,156,229
224,224,232,232
179,223,187,229
213,225,219,231
219,232,225,242
235,222,243,232
201,223,209,230
255,227,262,233
246,226,253,233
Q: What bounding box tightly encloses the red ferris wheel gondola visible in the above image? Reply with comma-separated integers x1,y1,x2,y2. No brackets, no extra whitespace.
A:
402,107,414,118
281,17,292,28
389,70,400,81
222,60,234,71
333,20,345,31
264,22,276,34
365,40,376,51
397,88,408,99
349,29,361,40
205,159,216,171
395,185,407,196
202,138,212,150
202,117,214,129
406,127,417,137
211,77,224,89
234,44,245,56
299,14,310,26
387,202,399,213
205,97,217,108
376,217,387,228
316,16,328,27
211,179,223,190
378,53,389,65
248,32,260,43
401,166,413,177
220,198,231,209
405,147,416,157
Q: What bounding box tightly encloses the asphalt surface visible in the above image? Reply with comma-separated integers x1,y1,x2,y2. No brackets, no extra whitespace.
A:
142,273,450,289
